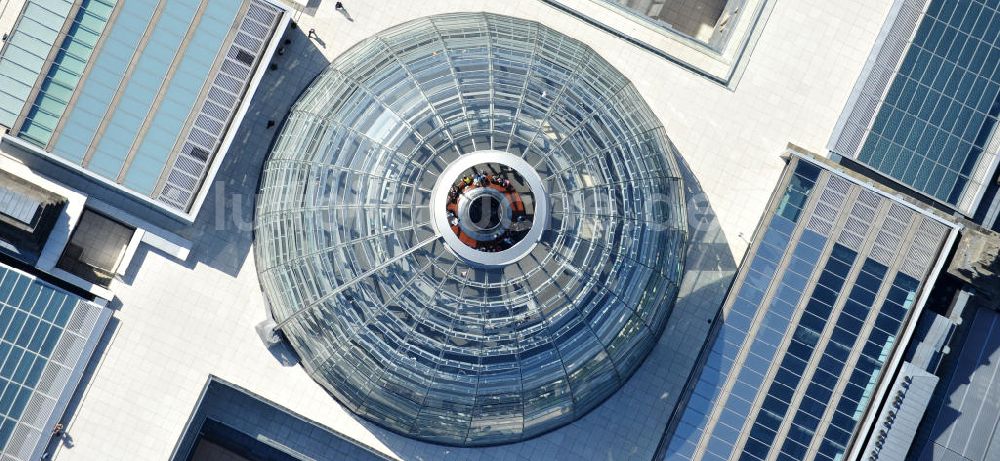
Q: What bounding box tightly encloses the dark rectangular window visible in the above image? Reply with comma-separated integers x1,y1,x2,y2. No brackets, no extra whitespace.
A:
235,49,255,66
738,244,857,460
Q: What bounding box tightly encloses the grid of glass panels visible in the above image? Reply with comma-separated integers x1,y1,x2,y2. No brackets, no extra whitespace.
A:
18,0,117,147
665,162,823,461
662,156,953,461
84,0,204,180
773,257,887,461
154,0,285,210
0,0,74,127
254,13,687,446
54,0,241,187
0,269,71,449
706,229,829,461
855,0,1000,207
741,244,861,461
113,0,251,195
813,272,919,461
51,0,158,165
0,264,107,461
21,0,280,213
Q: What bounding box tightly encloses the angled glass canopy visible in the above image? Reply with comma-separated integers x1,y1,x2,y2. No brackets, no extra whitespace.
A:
255,12,687,446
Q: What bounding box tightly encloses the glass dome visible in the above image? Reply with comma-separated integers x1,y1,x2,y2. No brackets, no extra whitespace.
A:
254,12,687,446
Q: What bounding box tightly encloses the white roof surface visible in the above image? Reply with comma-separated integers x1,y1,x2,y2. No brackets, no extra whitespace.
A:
14,0,896,459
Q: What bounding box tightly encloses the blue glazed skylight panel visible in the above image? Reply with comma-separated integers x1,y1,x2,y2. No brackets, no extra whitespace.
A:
0,265,76,450
856,0,1000,206
664,217,800,460
87,1,201,181
52,0,157,164
665,162,823,460
0,1,73,127
124,0,241,194
19,0,118,147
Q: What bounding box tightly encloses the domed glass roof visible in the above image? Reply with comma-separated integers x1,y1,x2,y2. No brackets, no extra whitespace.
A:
254,12,687,446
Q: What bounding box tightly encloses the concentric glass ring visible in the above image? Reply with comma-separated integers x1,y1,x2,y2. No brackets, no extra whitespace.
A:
431,150,548,268
254,12,688,446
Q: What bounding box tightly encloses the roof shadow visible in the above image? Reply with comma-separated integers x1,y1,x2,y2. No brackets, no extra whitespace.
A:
651,146,739,459
182,26,332,277
43,314,120,459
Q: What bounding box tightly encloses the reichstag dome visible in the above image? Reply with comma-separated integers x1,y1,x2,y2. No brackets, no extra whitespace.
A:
254,13,688,446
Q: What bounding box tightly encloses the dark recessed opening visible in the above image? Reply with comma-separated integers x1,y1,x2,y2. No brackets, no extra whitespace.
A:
469,196,502,230
235,49,255,66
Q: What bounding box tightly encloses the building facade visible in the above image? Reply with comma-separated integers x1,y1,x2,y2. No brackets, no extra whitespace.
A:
663,151,958,461
0,263,110,461
830,0,1000,225
0,0,288,219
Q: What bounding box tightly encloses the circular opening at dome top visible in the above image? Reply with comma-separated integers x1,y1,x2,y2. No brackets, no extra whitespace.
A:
433,152,548,266
469,196,502,230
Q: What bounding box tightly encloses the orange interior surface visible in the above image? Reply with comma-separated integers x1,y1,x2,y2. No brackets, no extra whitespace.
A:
446,181,526,248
